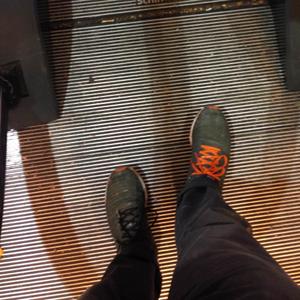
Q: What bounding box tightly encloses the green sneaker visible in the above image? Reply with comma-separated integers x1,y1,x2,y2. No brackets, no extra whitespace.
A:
105,166,151,251
189,106,231,186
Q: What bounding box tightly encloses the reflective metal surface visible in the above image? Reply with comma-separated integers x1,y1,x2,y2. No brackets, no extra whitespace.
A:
1,1,300,299
38,0,231,21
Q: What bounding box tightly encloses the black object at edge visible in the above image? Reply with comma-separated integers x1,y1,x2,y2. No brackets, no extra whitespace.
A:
286,0,300,90
270,0,300,91
0,86,8,246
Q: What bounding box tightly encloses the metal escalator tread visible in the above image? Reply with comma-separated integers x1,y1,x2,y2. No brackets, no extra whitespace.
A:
1,1,300,299
38,0,232,21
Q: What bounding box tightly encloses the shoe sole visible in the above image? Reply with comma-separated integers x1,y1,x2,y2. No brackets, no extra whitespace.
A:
105,166,148,207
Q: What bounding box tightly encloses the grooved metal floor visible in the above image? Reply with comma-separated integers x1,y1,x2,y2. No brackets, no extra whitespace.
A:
1,1,300,299
38,0,227,20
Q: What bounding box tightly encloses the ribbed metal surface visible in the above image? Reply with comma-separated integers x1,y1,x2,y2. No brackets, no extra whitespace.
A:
1,3,300,300
38,0,224,21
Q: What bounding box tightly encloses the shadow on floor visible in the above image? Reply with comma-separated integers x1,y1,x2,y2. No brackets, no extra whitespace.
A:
18,1,99,297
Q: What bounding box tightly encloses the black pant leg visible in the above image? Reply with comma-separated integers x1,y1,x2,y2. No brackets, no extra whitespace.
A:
80,238,161,300
169,176,300,300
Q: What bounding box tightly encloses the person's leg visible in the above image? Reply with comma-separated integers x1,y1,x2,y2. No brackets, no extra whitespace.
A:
170,176,299,300
80,167,161,300
169,106,300,300
80,238,161,300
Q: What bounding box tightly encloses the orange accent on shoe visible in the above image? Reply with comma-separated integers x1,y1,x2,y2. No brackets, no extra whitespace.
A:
113,166,128,174
207,105,220,111
191,145,228,181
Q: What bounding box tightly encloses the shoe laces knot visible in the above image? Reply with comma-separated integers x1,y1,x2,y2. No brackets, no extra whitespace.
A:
192,144,228,181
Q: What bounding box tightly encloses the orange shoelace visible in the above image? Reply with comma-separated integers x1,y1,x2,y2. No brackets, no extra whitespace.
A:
192,145,228,181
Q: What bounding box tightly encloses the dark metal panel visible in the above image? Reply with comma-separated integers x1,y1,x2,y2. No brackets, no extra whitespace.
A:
0,0,58,130
286,0,300,90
